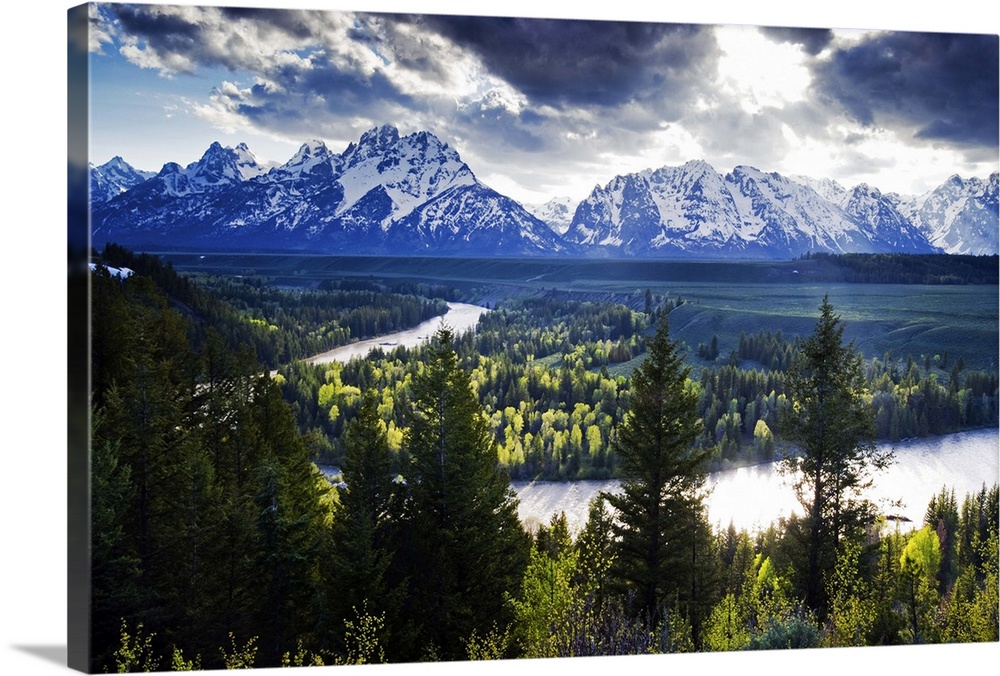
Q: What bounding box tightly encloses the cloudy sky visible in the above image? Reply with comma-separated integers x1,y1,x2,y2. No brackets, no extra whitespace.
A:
82,1,998,205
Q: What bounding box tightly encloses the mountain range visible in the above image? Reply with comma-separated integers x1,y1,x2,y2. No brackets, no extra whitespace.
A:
90,125,998,258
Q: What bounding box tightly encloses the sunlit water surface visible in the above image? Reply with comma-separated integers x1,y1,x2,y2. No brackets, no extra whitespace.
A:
512,428,999,533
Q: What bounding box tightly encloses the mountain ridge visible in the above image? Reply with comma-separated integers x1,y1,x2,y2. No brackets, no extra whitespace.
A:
90,126,998,258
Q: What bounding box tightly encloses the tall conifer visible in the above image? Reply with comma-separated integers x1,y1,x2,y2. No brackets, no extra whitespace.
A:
327,392,403,655
782,296,888,620
604,316,714,638
402,328,530,659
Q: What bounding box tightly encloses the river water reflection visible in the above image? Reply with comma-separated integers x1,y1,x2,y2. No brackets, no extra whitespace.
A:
512,428,999,533
304,302,487,365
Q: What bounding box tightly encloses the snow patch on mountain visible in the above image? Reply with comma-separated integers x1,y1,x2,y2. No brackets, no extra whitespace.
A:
897,173,999,255
89,156,155,204
524,196,577,235
91,125,564,256
89,125,997,258
565,160,956,258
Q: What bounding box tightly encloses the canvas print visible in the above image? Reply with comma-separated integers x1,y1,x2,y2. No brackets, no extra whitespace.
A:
67,2,999,672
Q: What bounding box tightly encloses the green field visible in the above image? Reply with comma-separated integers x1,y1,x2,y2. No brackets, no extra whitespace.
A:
160,253,999,371
663,283,998,371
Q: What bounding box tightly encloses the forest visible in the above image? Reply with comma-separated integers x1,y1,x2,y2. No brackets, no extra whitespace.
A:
277,294,997,477
88,248,999,671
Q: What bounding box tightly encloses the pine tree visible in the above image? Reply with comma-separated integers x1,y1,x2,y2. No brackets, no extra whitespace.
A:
604,316,714,638
248,379,329,666
327,392,403,656
782,296,889,620
401,328,530,659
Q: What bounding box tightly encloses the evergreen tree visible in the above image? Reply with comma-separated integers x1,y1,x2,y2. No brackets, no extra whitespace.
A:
248,379,330,666
782,296,890,620
401,328,531,659
604,316,714,639
327,392,403,656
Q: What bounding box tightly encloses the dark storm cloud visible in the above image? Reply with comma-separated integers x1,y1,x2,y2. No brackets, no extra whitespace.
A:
112,4,209,72
210,64,412,133
416,15,718,109
217,7,320,40
300,53,416,114
814,31,999,147
760,27,834,56
108,5,346,73
103,5,418,125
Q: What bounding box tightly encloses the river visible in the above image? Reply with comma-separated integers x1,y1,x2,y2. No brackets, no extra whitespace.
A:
300,305,997,535
304,302,488,365
512,428,1000,533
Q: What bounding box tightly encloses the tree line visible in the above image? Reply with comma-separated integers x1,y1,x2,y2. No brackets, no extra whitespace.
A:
803,252,999,285
98,244,450,370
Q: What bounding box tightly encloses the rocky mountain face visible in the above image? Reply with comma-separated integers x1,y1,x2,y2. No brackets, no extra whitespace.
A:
563,161,947,258
91,125,567,256
89,156,156,204
895,173,999,256
90,126,997,258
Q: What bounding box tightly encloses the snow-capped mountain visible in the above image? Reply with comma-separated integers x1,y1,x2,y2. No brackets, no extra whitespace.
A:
89,156,155,204
92,126,567,256
896,173,999,255
90,125,996,259
149,141,269,198
525,196,578,235
564,161,942,258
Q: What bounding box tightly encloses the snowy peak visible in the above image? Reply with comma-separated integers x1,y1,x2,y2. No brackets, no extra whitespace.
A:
91,125,563,256
843,184,935,251
899,172,999,255
88,126,996,258
89,156,154,204
790,175,848,203
524,196,577,235
269,139,341,181
335,126,476,224
343,124,401,169
567,160,957,257
186,141,266,186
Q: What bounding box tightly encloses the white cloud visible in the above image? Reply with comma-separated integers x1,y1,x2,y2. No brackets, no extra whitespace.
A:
714,25,812,114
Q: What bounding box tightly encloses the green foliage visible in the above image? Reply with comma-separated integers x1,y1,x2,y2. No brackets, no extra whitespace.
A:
90,264,329,669
509,542,581,658
88,250,1000,664
704,549,801,652
704,594,750,651
169,647,201,671
824,538,878,647
745,615,820,650
220,633,258,669
899,525,943,643
333,604,387,666
113,620,159,673
90,434,144,669
99,243,450,370
326,392,403,654
925,486,960,593
280,640,325,667
465,625,512,661
810,252,999,285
